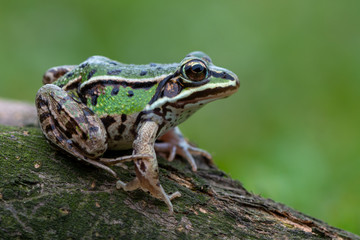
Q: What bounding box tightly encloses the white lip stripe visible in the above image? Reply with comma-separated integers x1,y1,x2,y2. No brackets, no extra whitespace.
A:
146,80,237,110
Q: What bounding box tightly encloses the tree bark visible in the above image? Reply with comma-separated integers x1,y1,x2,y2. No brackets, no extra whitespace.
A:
0,99,359,239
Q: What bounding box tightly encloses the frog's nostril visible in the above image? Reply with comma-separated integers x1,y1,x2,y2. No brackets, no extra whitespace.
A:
221,72,229,79
211,70,236,80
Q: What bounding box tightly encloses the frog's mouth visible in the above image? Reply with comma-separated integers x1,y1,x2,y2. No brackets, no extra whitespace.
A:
173,67,240,105
175,82,239,107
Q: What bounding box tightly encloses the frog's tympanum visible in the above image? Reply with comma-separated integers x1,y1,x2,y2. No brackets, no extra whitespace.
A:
36,52,239,213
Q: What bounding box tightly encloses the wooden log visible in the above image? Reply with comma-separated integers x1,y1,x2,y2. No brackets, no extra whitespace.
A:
0,99,358,239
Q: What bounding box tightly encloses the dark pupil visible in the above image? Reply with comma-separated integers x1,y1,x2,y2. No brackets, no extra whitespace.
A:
185,62,206,81
191,64,204,73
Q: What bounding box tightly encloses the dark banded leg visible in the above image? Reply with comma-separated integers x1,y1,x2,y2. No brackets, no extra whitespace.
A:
36,84,156,179
36,84,114,175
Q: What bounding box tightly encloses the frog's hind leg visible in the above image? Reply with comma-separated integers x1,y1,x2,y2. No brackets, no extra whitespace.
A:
36,84,115,176
43,65,77,84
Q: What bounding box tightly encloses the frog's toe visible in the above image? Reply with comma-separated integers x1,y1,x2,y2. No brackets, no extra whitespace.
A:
176,146,198,171
114,162,128,169
154,142,176,161
187,145,213,164
116,178,140,191
169,191,181,200
177,141,216,171
116,180,126,189
168,145,177,162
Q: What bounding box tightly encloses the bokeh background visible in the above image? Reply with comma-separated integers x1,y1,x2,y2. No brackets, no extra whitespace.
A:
1,0,359,234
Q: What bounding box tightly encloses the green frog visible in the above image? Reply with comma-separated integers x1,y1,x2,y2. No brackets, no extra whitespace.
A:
36,51,239,213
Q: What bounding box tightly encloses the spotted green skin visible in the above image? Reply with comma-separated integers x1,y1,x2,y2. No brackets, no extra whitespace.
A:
36,52,239,213
54,56,178,116
53,57,170,113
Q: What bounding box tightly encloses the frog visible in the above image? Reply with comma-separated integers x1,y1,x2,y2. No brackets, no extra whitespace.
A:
35,51,239,213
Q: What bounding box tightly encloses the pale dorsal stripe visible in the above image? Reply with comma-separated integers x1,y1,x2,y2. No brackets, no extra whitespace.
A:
80,74,171,88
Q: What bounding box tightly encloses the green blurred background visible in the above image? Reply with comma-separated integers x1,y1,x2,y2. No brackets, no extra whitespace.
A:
1,0,359,234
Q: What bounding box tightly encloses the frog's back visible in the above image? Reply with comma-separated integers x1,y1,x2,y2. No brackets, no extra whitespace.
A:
74,56,177,115
78,55,179,81
45,56,178,115
48,56,177,87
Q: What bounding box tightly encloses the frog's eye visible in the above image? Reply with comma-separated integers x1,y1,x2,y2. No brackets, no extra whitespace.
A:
181,60,208,82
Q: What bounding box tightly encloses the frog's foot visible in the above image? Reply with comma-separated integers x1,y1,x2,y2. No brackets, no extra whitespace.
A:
116,177,181,214
155,127,212,172
155,142,212,171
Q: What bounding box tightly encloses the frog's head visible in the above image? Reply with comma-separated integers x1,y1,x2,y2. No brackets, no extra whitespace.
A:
174,51,239,105
147,51,239,125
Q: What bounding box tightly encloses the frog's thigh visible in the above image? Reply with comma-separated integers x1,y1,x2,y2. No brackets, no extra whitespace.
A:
36,84,108,161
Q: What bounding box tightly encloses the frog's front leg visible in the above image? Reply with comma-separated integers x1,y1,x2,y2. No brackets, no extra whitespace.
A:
35,84,117,176
154,127,212,172
116,121,181,214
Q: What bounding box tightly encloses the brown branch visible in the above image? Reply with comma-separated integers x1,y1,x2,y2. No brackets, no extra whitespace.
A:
0,99,358,239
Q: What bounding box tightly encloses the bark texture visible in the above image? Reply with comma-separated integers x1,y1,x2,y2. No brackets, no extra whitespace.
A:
0,99,359,239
